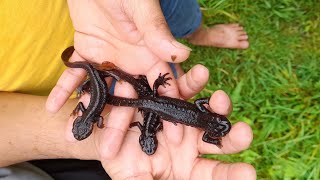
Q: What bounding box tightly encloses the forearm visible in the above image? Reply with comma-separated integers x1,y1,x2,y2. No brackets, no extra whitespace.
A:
0,92,98,167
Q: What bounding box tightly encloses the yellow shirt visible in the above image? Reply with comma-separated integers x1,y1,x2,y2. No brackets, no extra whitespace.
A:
0,0,74,95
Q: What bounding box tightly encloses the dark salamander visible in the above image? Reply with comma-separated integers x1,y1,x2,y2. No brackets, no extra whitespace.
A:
104,73,232,148
61,46,121,141
97,65,232,150
97,66,165,155
61,46,160,150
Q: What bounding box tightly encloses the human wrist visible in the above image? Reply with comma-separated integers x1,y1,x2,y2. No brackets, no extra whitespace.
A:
0,92,99,166
39,98,100,161
65,135,100,161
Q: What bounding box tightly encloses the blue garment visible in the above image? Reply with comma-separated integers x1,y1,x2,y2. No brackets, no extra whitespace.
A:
161,0,202,38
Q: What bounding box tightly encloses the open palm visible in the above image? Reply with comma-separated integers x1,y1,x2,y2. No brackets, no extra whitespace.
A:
47,1,256,178
65,65,256,179
46,0,191,113
100,115,255,180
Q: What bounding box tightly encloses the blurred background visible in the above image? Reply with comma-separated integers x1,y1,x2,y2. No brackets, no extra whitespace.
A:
182,0,320,179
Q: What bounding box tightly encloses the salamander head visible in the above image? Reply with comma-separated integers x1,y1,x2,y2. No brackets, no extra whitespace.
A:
206,113,231,138
72,117,94,141
139,134,158,155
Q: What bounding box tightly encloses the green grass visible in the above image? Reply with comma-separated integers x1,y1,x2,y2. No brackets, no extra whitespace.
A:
182,0,320,179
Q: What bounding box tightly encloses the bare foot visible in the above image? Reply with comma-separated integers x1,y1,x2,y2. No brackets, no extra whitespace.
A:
186,23,249,49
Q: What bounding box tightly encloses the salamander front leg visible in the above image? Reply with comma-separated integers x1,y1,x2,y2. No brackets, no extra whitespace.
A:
194,98,210,113
136,75,153,96
130,121,143,131
76,79,91,98
71,102,86,117
153,73,172,97
202,132,222,148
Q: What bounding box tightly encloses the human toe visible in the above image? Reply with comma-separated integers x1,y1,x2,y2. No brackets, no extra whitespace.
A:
238,40,249,49
238,34,249,41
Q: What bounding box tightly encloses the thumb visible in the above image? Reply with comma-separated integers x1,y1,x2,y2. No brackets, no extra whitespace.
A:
133,0,192,63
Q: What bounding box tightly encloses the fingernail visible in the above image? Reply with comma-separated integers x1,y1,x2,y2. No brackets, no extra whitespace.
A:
171,41,192,51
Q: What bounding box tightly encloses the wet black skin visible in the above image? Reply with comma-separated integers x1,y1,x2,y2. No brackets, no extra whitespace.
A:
62,46,231,154
102,69,232,150
61,46,121,141
61,46,163,154
99,68,164,155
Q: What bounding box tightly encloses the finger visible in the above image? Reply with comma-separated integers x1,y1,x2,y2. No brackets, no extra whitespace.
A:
191,158,256,180
133,0,191,62
73,32,118,63
99,81,136,160
46,50,87,113
146,61,179,98
101,130,155,180
198,122,253,154
145,61,184,145
177,64,209,100
75,30,165,74
209,90,233,116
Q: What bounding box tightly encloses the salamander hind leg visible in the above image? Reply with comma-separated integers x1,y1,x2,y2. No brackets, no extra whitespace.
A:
155,122,163,132
128,75,153,97
72,117,94,141
129,121,143,131
71,102,86,117
202,132,223,148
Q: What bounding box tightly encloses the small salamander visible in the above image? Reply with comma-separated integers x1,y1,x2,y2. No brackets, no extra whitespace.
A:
98,64,232,149
97,64,164,155
61,46,120,141
104,72,232,148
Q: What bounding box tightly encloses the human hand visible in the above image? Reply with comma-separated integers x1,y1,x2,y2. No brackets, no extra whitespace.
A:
46,0,194,151
46,0,192,113
67,65,255,179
